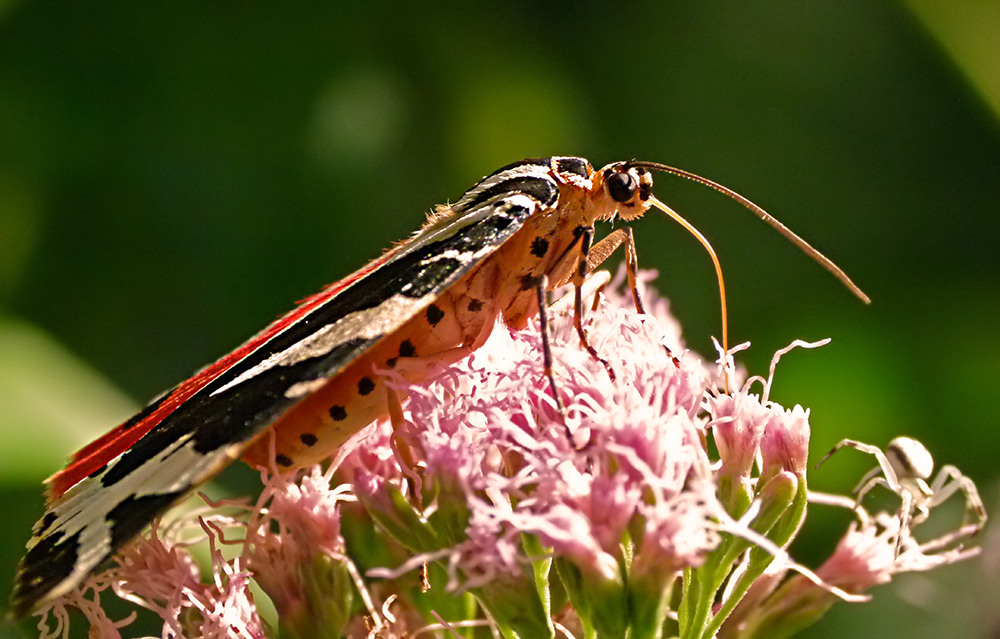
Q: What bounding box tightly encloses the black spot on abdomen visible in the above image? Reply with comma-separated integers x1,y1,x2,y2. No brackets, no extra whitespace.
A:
426,304,445,326
358,377,375,396
531,237,549,258
300,433,318,447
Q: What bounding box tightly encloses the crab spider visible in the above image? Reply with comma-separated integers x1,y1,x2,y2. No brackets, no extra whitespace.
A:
820,436,986,555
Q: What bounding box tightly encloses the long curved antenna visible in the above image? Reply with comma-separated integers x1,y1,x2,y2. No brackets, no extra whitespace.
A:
630,161,871,305
648,195,729,358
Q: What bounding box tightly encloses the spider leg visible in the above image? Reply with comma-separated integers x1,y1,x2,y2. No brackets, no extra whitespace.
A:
928,464,987,532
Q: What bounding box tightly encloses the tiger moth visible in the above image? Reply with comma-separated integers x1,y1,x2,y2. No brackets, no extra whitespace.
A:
9,156,867,618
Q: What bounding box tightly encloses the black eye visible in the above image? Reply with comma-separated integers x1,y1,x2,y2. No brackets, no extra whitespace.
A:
607,171,637,203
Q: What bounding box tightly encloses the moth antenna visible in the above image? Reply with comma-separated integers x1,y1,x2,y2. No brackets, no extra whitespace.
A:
647,195,730,391
631,161,871,305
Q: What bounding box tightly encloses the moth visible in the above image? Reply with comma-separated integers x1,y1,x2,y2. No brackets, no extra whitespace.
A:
10,156,867,617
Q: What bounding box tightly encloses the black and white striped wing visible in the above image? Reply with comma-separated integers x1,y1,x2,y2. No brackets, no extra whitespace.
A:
12,159,562,615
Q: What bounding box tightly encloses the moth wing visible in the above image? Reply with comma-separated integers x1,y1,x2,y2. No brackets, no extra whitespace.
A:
12,187,549,616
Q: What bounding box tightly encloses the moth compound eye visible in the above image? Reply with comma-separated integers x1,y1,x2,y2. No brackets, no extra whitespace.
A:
607,171,638,203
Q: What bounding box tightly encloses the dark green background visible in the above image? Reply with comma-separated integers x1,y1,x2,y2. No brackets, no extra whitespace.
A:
1,2,997,636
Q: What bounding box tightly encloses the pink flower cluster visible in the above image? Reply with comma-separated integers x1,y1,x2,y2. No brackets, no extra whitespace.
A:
33,270,985,639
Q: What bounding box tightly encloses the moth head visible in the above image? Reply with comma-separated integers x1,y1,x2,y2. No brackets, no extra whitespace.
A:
596,163,654,222
594,158,870,391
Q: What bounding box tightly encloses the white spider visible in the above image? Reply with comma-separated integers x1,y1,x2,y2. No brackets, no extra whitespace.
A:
820,436,986,554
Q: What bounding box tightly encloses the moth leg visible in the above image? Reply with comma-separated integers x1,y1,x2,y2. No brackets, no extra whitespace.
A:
584,227,646,313
549,227,641,379
535,275,571,422
386,383,423,508
543,226,613,379
569,227,616,381
549,269,612,315
588,273,609,312
386,384,414,465
586,227,681,368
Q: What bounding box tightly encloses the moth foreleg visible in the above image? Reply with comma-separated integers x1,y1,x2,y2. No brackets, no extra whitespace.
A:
583,227,680,368
548,269,611,315
585,227,646,314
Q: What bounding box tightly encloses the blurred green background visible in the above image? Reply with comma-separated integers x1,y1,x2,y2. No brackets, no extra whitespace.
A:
1,1,997,636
